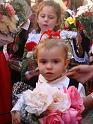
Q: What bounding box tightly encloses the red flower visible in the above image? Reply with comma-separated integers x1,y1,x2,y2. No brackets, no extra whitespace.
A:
76,21,84,32
25,42,37,51
64,25,69,30
83,12,93,17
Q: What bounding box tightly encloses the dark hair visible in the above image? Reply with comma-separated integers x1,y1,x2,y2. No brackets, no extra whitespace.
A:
34,0,62,32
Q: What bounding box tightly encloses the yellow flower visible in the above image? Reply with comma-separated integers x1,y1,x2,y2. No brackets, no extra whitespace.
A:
66,17,76,25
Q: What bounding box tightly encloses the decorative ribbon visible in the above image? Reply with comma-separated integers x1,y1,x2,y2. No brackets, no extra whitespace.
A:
40,29,60,41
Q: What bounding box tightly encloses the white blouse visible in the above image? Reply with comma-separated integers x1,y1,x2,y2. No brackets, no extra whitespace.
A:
38,74,85,98
26,30,77,44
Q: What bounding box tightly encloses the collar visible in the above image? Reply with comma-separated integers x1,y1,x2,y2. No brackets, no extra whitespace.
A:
38,74,70,90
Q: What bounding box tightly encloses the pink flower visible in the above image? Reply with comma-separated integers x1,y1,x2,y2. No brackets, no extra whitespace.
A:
5,3,15,16
62,108,82,124
39,110,64,124
67,86,84,113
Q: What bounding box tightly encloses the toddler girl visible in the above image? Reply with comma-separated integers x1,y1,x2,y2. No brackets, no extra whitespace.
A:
11,38,85,124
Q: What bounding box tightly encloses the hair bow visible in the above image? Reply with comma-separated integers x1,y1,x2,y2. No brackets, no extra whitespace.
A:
40,29,60,41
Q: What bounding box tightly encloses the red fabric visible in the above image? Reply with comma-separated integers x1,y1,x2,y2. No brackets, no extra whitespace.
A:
0,51,12,123
25,42,37,51
0,114,12,124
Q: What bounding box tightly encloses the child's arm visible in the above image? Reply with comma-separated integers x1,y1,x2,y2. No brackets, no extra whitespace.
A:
11,111,21,124
12,95,24,111
60,30,77,39
11,95,24,124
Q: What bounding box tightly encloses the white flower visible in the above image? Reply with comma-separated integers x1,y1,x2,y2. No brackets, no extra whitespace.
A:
24,83,53,115
24,83,71,115
49,89,71,112
26,51,33,58
76,1,93,16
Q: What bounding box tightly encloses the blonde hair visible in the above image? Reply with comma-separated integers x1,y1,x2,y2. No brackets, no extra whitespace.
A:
35,0,62,32
35,38,69,60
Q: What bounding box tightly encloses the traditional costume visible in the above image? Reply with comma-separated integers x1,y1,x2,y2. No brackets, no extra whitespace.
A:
0,46,12,123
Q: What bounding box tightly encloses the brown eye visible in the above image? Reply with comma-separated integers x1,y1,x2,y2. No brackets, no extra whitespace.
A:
48,16,55,19
39,59,47,64
53,60,60,64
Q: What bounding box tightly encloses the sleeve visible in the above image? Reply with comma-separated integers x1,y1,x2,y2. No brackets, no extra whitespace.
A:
78,83,86,97
60,30,77,40
21,19,30,30
11,95,25,112
26,33,41,44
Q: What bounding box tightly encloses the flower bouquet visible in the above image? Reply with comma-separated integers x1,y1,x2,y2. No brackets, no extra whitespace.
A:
0,0,31,47
63,17,77,31
76,0,93,40
63,15,84,32
0,2,19,46
23,82,84,124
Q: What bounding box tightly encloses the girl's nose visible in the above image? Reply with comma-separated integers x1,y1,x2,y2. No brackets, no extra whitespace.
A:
44,16,48,21
46,62,52,69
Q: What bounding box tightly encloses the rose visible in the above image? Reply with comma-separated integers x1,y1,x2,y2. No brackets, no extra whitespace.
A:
62,108,82,124
39,110,64,124
67,86,84,112
49,90,71,113
66,17,76,25
24,83,53,115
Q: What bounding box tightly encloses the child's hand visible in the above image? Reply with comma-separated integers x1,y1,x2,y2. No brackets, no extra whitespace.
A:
11,111,21,124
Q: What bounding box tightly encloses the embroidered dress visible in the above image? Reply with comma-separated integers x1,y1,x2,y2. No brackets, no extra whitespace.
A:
69,38,89,67
62,8,90,67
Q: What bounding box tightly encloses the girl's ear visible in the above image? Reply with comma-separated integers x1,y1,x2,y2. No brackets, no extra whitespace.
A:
64,59,70,69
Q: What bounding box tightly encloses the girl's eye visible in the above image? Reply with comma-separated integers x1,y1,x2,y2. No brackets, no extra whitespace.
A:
48,16,55,19
40,15,45,18
53,60,60,64
39,60,47,64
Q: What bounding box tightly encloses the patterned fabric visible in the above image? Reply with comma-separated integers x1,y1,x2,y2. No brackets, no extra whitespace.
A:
21,51,38,82
12,81,34,123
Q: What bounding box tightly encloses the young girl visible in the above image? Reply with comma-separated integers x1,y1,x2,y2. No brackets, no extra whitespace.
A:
25,0,77,47
11,38,85,124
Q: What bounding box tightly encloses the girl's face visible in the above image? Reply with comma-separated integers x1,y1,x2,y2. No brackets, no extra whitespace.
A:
37,6,58,33
37,46,69,82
